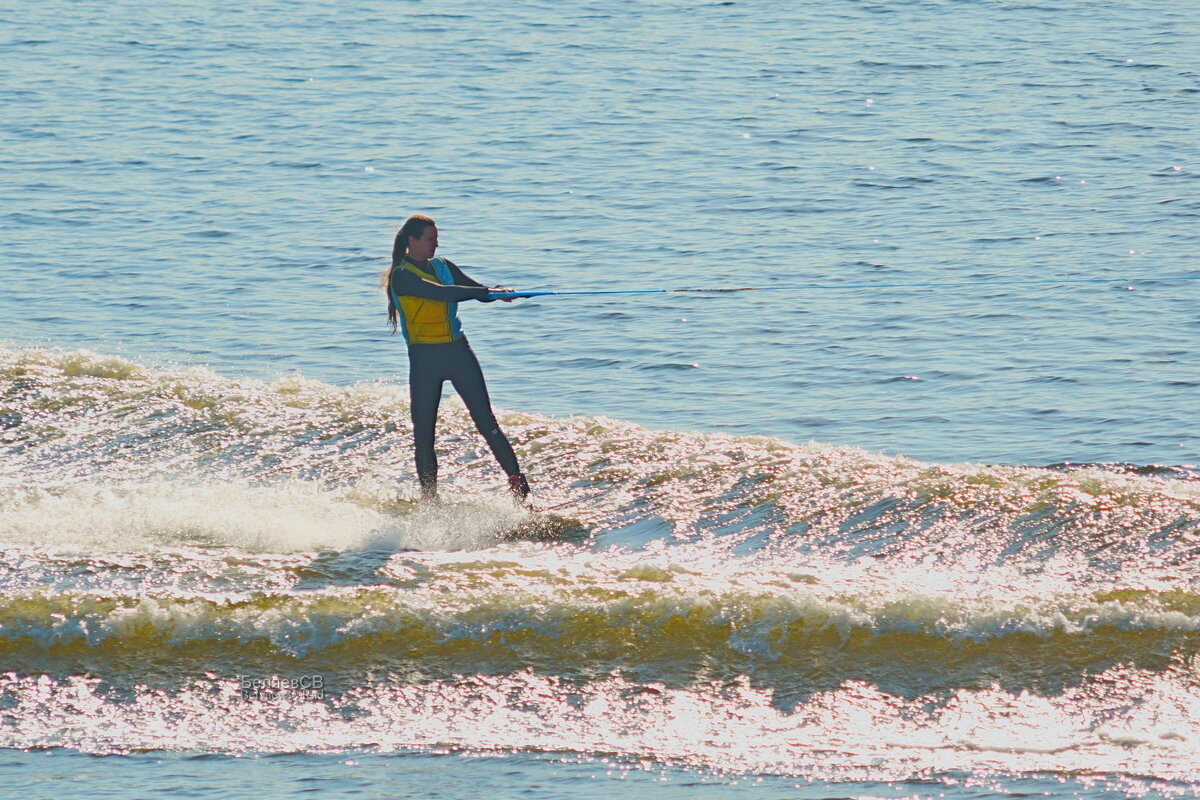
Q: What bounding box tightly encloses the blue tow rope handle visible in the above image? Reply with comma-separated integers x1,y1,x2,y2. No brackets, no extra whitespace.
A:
486,274,1200,302
488,289,669,300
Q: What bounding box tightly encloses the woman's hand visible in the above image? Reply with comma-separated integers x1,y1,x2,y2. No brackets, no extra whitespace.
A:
492,287,517,303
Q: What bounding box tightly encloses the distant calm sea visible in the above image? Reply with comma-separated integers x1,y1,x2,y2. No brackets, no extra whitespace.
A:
2,1,1199,798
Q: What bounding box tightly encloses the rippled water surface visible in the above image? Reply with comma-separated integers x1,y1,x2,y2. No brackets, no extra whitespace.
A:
2,0,1200,798
4,0,1198,465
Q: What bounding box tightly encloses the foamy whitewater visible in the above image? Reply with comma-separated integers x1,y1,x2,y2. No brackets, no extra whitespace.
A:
2,348,1199,797
4,0,1200,796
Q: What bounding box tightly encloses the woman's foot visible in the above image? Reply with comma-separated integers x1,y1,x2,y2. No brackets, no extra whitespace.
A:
507,472,531,502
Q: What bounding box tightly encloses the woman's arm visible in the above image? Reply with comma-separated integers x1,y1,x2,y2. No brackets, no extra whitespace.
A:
390,267,489,302
445,259,484,288
445,260,512,303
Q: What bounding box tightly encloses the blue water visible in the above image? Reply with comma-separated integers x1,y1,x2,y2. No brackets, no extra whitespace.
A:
2,0,1200,797
5,0,1198,466
2,750,1186,800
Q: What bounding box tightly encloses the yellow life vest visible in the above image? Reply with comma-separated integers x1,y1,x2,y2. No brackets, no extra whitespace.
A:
390,258,464,344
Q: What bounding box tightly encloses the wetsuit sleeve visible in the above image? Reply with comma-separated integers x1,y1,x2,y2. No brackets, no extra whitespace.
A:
445,260,486,287
390,267,489,302
444,260,498,302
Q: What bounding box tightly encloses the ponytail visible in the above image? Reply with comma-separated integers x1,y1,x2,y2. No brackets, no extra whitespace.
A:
384,214,436,333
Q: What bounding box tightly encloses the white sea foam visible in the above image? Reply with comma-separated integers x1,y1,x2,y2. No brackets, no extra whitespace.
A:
4,567,1200,658
3,669,1199,785
0,480,530,553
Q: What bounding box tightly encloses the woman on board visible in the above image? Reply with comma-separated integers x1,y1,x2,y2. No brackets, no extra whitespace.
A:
385,214,530,503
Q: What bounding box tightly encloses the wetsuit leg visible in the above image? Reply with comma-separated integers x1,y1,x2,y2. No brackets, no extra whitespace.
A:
446,339,522,477
407,344,446,495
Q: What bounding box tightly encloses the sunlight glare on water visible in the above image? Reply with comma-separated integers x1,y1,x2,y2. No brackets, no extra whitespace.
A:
2,0,1200,797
